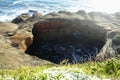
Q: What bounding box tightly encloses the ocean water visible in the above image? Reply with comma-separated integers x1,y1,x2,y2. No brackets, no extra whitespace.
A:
0,0,120,22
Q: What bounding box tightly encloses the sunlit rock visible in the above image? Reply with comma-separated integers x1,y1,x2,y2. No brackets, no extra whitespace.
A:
0,22,18,34
10,29,33,51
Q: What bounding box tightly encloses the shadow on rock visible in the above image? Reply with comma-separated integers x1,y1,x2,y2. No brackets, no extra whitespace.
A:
26,18,107,64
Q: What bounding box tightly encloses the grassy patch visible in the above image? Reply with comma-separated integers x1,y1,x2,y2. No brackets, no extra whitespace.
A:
0,56,120,80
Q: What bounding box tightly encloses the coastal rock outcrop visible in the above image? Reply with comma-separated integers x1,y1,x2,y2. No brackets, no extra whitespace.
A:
12,13,31,24
14,12,42,30
10,29,33,51
26,11,120,63
0,10,119,67
32,12,42,19
26,18,105,63
0,22,18,34
0,35,53,69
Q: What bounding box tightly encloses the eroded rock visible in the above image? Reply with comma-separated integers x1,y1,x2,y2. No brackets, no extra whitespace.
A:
95,38,116,61
10,29,33,51
32,12,42,18
0,35,53,69
26,18,106,63
0,22,18,34
12,13,31,24
0,10,119,66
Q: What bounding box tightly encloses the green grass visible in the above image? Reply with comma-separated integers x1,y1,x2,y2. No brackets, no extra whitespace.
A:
0,55,120,80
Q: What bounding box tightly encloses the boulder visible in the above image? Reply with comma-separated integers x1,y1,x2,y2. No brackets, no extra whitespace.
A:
16,12,42,30
32,12,42,18
26,18,106,63
0,22,18,34
12,13,31,23
23,11,120,63
18,21,34,29
10,29,33,51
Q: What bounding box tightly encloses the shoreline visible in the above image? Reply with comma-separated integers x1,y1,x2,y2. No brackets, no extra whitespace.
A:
0,10,119,22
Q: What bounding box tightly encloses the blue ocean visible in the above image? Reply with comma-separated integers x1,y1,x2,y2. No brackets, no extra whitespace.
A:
0,0,120,22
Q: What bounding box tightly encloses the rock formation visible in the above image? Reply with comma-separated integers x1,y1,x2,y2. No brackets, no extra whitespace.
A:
10,29,33,51
0,35,52,69
12,13,31,24
26,18,105,63
0,10,120,68
0,22,18,34
26,10,120,63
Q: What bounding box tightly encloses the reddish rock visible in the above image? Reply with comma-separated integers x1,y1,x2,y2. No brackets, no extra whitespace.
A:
26,11,120,63
33,18,106,42
27,18,106,63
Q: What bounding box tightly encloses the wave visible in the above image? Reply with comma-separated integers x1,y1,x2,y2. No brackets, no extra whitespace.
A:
13,0,22,5
0,15,14,22
0,0,93,22
1,0,119,22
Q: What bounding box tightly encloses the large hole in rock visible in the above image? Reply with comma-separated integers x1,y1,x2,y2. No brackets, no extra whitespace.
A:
26,18,106,64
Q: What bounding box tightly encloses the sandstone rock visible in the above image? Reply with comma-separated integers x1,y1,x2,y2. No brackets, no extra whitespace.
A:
95,39,116,61
10,29,33,51
0,22,18,34
7,11,117,63
26,18,106,63
12,13,31,23
16,12,42,30
0,35,53,69
32,12,42,18
1,10,120,68
18,21,34,29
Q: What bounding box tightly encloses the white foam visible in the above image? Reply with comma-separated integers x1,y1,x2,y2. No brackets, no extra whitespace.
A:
0,15,14,22
0,9,29,22
1,0,120,22
13,1,21,5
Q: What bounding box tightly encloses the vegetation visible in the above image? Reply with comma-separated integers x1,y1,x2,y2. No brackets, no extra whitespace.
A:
0,55,120,80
